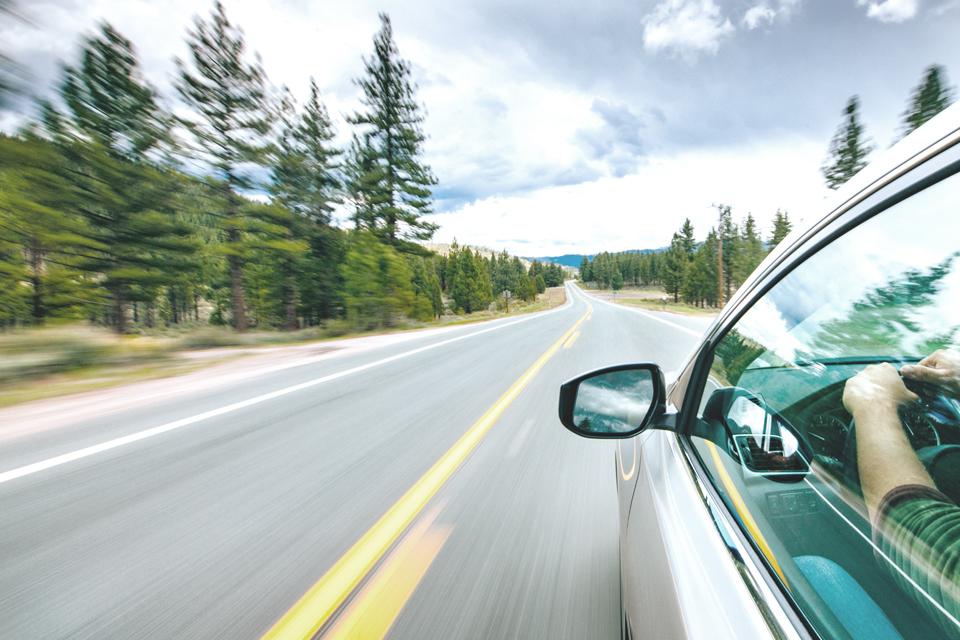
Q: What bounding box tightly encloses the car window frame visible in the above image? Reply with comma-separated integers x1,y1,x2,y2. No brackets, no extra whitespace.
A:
671,142,960,640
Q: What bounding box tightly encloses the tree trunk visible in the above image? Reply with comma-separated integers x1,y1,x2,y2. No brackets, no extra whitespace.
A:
224,187,248,332
29,238,44,325
113,286,127,334
282,259,298,331
229,250,247,332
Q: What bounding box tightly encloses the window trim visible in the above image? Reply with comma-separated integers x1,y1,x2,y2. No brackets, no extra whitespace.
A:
673,142,960,639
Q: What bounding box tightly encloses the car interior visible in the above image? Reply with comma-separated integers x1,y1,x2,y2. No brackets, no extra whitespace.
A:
695,357,960,640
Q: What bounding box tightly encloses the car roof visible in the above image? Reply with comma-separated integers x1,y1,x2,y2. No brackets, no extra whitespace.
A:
728,101,960,313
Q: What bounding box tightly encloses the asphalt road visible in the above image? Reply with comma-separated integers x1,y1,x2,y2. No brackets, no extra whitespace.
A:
0,283,709,640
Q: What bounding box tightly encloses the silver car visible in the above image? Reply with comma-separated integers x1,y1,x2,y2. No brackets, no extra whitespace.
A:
560,104,960,640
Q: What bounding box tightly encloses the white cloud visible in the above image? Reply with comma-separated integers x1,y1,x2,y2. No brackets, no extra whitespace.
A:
643,0,735,57
428,136,830,256
742,0,802,30
743,5,777,29
856,0,920,22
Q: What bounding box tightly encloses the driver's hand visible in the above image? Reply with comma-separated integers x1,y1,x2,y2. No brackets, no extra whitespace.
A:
901,349,960,397
843,362,918,418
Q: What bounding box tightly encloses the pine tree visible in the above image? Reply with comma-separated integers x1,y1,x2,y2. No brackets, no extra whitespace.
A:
734,213,764,285
611,269,624,293
718,206,738,301
578,256,591,283
271,82,341,329
341,230,413,328
0,134,96,324
678,218,696,258
349,13,437,247
661,234,686,303
50,23,195,332
901,65,954,138
176,1,273,331
822,96,872,190
769,210,792,247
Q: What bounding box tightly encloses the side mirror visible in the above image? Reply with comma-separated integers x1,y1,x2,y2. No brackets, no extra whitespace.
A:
701,387,812,479
558,363,667,439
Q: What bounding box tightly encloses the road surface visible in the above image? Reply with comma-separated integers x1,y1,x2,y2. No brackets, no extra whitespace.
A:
0,283,710,639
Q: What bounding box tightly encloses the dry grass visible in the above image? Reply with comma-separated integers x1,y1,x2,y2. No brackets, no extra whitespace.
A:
0,287,569,408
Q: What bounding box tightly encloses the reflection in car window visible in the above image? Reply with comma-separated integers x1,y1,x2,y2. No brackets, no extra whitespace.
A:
691,173,960,640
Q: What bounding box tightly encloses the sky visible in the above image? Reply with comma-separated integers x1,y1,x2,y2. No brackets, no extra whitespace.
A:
2,0,959,256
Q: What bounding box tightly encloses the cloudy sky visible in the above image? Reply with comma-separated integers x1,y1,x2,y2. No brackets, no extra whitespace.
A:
2,0,959,256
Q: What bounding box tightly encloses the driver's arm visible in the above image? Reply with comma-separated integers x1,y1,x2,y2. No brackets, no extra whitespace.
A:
843,363,934,522
844,363,960,632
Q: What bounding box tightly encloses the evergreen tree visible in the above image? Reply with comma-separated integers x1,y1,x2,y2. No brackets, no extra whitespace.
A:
661,234,686,303
683,233,718,308
535,273,547,294
734,213,764,285
716,205,738,301
408,255,442,319
50,23,195,332
176,1,273,330
271,82,341,329
678,218,696,258
341,230,413,328
349,13,437,247
578,256,591,283
611,269,623,293
769,209,792,247
901,65,954,138
0,134,96,324
822,96,872,190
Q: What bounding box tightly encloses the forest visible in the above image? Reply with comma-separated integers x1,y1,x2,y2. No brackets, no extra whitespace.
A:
0,3,562,334
580,63,955,308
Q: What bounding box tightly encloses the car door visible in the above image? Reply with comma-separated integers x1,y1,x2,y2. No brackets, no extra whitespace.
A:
649,156,960,640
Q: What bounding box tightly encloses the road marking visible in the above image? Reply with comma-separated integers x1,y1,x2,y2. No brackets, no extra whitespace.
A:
577,285,703,337
261,305,592,640
507,418,536,458
562,330,580,349
705,441,787,585
0,300,578,486
324,507,451,639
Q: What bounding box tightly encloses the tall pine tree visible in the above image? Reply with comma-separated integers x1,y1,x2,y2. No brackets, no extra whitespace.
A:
901,65,954,138
349,14,437,247
271,81,341,329
822,96,872,190
176,1,273,331
48,23,194,332
769,210,792,247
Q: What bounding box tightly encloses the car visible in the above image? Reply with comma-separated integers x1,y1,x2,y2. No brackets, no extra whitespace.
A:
559,102,960,640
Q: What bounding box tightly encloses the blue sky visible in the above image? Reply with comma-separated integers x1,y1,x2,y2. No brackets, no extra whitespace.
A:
2,0,958,255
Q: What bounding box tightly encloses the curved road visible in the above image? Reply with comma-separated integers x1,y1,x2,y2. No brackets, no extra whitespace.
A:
0,283,709,639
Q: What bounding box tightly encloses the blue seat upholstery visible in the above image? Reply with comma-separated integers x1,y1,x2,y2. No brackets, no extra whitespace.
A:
794,555,902,640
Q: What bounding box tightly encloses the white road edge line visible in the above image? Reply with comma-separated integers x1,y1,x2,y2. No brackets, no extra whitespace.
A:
0,286,578,486
575,285,702,337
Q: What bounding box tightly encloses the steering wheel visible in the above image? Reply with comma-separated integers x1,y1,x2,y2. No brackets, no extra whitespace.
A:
842,377,960,500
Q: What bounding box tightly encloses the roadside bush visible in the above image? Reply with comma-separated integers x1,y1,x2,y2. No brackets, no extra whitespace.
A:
0,327,167,384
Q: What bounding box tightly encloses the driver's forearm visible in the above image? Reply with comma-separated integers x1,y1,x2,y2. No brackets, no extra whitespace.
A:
853,403,935,523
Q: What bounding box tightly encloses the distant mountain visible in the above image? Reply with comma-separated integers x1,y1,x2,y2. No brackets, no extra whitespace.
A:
526,247,667,268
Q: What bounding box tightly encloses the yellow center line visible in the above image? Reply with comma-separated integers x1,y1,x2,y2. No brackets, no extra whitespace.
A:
705,441,788,586
562,330,580,349
324,507,451,639
262,304,592,640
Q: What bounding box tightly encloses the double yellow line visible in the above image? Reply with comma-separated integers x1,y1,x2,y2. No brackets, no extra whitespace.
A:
263,305,591,640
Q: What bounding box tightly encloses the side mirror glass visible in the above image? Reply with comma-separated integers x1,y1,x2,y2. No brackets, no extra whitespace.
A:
558,364,666,439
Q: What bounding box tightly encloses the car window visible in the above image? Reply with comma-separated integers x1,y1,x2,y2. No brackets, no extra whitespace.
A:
689,172,960,640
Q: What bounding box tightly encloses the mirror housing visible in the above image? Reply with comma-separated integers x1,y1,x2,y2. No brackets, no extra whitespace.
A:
558,363,668,439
